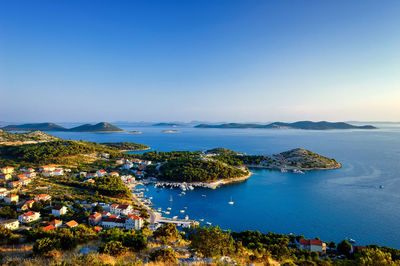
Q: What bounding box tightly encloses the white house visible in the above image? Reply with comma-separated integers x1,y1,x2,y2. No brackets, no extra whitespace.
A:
4,194,19,204
110,204,133,216
53,169,64,176
0,188,10,199
52,206,68,216
18,211,40,224
299,239,327,253
0,219,19,230
101,217,125,228
34,194,52,202
122,162,134,170
96,169,107,177
125,214,143,230
0,174,12,181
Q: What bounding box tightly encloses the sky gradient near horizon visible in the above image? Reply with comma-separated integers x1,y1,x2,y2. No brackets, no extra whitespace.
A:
1,0,400,123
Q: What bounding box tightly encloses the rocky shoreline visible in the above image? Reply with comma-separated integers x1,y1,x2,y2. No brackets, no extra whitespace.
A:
143,171,253,190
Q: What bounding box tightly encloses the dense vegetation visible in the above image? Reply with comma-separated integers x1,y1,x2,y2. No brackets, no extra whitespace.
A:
159,157,247,182
0,140,134,164
0,130,59,143
55,175,130,198
139,150,201,162
101,142,149,151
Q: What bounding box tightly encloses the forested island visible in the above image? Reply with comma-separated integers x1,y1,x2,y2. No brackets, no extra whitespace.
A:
195,121,377,130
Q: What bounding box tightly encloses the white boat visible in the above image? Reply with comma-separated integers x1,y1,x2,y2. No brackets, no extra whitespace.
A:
180,210,185,213
293,169,305,174
201,194,207,197
188,185,194,190
199,219,204,222
169,195,173,202
167,207,171,210
228,196,234,205
280,168,288,173
165,211,170,215
206,222,212,225
185,215,189,220
346,238,356,243
173,216,178,219
157,208,161,212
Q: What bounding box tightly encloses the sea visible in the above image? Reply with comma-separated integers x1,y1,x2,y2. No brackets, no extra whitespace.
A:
48,122,400,248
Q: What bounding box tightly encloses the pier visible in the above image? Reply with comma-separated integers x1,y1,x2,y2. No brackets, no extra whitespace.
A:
156,217,199,228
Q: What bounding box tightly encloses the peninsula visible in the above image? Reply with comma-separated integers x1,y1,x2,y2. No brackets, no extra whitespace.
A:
195,121,377,130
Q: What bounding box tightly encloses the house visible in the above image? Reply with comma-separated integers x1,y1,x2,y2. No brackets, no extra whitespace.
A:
42,224,55,231
17,174,27,179
0,219,19,230
351,245,366,254
18,211,40,223
53,168,64,176
125,214,143,230
110,204,133,216
94,226,103,232
0,188,10,199
299,239,327,253
109,172,119,177
1,166,14,174
21,168,35,173
101,153,110,159
88,212,102,225
52,206,68,216
18,199,35,211
115,159,124,165
19,177,32,186
101,217,125,228
25,172,36,178
65,220,78,228
35,194,52,202
86,178,95,184
86,173,98,178
4,194,19,204
122,162,134,170
50,219,63,228
8,180,22,188
96,169,107,177
0,174,12,181
39,165,56,172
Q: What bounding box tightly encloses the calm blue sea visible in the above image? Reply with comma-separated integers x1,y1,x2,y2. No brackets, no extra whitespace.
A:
49,123,400,248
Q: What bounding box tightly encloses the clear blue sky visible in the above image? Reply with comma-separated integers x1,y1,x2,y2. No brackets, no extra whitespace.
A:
1,0,399,123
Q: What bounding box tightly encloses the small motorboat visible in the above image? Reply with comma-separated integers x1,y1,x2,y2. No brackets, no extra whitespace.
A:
228,196,234,205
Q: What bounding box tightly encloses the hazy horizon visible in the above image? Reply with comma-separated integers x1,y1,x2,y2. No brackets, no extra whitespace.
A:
1,0,399,122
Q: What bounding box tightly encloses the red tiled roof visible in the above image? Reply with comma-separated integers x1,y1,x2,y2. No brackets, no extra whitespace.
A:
300,239,323,246
127,214,141,220
66,220,78,227
43,224,55,231
22,211,38,217
94,226,103,232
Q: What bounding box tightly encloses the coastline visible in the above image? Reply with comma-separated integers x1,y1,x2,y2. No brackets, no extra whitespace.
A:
245,163,342,171
148,171,253,190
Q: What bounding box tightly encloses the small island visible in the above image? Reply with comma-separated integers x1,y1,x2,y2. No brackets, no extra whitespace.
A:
101,142,150,151
161,130,180,133
128,131,142,134
153,123,181,127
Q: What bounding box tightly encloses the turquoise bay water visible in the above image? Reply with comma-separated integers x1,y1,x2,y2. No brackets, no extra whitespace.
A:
50,123,400,248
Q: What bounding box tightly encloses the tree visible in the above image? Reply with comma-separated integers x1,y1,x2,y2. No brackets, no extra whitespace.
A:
328,241,336,249
0,225,12,244
123,232,147,251
355,248,394,265
149,247,177,263
99,241,127,256
33,238,59,255
92,204,103,213
189,226,235,258
153,223,180,244
337,240,352,256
